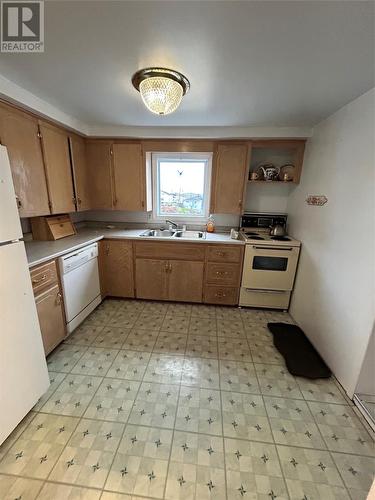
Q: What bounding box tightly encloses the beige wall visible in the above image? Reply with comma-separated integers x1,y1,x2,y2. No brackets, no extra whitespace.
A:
287,88,375,397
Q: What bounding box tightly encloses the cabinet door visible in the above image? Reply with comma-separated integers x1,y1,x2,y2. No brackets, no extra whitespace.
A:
39,122,75,214
0,105,50,217
86,141,113,210
211,143,249,214
135,258,168,300
35,284,66,355
168,260,204,303
101,240,134,297
70,134,91,211
112,143,145,211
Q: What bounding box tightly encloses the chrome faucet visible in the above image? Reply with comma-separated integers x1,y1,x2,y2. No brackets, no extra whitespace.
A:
166,219,179,230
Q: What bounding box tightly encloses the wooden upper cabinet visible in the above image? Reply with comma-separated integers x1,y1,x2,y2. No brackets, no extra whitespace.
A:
211,143,249,214
0,105,50,217
112,143,147,211
39,122,75,214
69,134,90,211
86,140,113,210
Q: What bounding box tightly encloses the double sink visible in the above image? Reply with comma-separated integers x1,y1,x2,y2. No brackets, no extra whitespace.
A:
140,229,205,239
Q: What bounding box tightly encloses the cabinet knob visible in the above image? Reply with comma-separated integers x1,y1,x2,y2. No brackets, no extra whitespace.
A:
15,195,22,209
77,198,82,205
56,292,62,305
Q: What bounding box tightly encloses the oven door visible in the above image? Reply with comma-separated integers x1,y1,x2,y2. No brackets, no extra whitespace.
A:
242,244,300,291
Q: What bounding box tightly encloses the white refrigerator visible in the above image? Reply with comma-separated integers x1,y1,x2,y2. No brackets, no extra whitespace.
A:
0,145,50,445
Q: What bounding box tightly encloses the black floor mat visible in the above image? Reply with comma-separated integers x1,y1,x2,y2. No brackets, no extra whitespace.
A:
267,322,331,379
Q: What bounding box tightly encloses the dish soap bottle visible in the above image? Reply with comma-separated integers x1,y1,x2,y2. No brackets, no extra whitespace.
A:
206,214,215,233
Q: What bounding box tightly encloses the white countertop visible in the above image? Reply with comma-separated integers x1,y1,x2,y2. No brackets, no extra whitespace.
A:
25,227,244,268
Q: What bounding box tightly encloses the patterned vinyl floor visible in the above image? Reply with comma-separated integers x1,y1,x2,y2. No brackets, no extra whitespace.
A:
0,299,373,500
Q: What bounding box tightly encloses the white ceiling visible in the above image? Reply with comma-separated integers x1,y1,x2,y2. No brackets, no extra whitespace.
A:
0,1,373,129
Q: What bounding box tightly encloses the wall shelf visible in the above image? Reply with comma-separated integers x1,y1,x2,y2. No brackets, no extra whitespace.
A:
248,139,306,185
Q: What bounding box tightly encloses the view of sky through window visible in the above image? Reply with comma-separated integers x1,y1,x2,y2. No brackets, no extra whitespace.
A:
157,159,206,216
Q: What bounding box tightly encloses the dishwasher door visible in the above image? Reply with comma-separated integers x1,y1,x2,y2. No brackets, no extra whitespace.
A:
59,243,101,332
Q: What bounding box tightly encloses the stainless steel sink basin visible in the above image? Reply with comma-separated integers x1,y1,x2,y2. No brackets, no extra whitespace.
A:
173,230,205,239
140,229,176,238
140,229,206,239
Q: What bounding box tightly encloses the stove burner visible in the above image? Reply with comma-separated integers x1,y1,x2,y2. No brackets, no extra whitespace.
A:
245,232,260,236
247,235,265,240
271,236,291,241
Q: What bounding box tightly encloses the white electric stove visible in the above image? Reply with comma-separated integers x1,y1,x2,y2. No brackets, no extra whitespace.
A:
239,213,301,310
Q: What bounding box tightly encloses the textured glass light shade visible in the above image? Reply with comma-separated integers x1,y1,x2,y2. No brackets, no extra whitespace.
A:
139,76,184,115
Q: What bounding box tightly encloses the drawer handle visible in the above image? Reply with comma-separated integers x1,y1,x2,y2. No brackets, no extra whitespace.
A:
216,271,229,276
217,251,225,257
32,274,47,284
253,245,293,251
215,292,227,298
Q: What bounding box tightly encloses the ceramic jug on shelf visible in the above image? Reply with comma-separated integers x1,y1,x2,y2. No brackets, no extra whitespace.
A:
259,164,280,181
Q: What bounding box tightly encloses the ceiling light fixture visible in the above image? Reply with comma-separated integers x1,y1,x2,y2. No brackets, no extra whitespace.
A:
132,67,190,115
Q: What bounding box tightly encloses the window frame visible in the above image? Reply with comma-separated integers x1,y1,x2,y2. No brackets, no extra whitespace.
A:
151,151,212,223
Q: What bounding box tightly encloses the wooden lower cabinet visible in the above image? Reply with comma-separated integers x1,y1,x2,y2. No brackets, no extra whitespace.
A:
133,242,243,304
204,244,244,305
168,260,204,303
135,258,169,300
135,258,204,302
35,284,66,355
100,240,134,298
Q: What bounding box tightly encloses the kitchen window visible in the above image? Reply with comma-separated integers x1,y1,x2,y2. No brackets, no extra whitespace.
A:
151,152,212,222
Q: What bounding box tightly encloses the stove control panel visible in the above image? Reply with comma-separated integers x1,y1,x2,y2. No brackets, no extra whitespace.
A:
240,213,287,229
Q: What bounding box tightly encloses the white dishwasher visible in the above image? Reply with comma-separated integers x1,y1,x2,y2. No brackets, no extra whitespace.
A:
59,243,102,333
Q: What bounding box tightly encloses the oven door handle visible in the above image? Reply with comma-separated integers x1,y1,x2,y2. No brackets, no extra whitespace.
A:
252,245,294,251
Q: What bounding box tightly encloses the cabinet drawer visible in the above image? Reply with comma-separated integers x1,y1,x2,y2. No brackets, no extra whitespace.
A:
204,285,238,305
207,245,243,263
30,260,58,295
135,242,206,261
206,262,241,286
